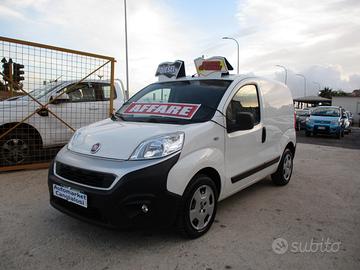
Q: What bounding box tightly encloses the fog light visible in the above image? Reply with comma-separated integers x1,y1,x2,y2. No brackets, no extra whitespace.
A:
141,204,149,213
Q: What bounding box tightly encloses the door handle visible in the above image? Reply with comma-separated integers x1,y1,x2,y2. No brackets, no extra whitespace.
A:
262,126,266,143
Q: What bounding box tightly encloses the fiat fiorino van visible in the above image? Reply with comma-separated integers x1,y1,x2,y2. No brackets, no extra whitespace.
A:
48,57,296,238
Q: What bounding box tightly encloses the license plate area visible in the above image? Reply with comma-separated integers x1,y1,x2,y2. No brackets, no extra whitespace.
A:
317,126,326,130
53,184,87,208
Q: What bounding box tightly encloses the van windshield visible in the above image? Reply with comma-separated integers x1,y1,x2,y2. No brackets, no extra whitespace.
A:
311,107,340,117
116,80,232,124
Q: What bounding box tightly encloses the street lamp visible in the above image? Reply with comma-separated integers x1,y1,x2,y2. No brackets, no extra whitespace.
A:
124,0,129,99
275,65,288,85
222,37,239,74
296,73,307,97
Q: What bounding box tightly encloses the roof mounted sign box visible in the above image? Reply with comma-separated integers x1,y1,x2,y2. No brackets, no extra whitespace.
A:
155,60,186,81
194,56,233,78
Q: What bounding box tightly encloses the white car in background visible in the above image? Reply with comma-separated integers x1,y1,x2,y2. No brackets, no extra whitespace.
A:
0,79,125,165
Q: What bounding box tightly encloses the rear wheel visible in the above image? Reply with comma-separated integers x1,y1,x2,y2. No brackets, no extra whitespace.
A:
177,174,218,239
0,131,34,166
271,148,293,186
305,131,311,137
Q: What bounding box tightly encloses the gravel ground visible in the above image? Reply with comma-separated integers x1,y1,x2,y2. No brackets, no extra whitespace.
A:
1,131,360,270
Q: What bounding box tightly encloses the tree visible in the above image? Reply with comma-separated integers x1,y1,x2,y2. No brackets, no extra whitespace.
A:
319,87,333,99
318,87,349,99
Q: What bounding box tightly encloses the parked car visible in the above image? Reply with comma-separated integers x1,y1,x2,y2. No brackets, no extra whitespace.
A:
295,109,310,131
0,79,125,165
344,111,352,134
305,106,345,139
48,57,296,238
346,111,354,126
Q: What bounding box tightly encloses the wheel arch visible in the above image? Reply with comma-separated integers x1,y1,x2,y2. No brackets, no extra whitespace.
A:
0,122,43,146
194,167,222,196
285,141,296,157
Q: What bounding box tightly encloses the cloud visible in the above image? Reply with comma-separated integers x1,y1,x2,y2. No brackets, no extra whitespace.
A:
233,0,360,95
1,0,359,97
0,0,205,94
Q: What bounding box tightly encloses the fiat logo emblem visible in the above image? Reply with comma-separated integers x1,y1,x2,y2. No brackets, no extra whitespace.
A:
90,143,101,154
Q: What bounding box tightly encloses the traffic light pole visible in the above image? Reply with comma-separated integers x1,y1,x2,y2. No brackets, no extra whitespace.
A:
8,62,13,96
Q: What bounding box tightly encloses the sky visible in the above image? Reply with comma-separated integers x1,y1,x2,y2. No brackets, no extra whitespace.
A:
0,0,359,97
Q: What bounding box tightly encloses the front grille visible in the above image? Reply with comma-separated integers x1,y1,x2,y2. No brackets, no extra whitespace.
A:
55,162,117,188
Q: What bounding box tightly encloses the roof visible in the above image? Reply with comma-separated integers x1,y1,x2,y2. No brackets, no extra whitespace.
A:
293,95,331,102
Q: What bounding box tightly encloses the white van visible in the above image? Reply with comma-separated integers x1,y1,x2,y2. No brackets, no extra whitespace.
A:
48,57,296,238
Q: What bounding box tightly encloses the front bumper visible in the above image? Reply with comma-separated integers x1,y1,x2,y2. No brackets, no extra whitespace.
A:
48,153,181,229
306,124,340,134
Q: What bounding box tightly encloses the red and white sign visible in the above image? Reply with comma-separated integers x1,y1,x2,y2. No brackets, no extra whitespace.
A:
123,102,201,119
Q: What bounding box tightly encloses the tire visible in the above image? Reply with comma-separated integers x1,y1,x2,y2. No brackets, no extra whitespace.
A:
341,130,344,137
0,131,34,166
336,131,341,139
177,174,218,239
305,131,311,137
271,148,294,186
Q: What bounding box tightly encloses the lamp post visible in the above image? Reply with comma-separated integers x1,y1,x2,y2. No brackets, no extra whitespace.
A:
222,37,239,74
276,65,288,85
124,0,129,99
296,73,307,97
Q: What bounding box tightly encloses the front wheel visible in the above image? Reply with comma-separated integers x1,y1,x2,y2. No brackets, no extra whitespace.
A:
177,175,218,239
271,148,294,186
0,131,33,166
305,130,311,137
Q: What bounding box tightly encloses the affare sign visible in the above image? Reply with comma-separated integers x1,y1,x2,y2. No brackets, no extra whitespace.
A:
123,102,201,119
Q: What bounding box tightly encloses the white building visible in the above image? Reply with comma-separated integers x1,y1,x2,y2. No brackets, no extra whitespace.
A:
332,96,360,124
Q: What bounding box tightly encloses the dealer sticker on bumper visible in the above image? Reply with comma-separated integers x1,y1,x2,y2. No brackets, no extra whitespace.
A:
53,184,87,208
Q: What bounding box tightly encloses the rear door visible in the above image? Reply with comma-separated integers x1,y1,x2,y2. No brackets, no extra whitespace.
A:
224,83,269,195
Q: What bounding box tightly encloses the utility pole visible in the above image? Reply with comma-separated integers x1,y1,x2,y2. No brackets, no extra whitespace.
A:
222,37,239,74
276,65,288,85
124,0,129,99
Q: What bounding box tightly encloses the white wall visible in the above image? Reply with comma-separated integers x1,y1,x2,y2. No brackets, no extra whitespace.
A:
332,97,360,124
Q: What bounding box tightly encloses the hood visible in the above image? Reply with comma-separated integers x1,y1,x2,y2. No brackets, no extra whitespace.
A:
68,119,183,160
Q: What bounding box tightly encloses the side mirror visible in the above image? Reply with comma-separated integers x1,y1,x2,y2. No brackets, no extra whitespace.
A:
227,112,255,132
50,93,70,104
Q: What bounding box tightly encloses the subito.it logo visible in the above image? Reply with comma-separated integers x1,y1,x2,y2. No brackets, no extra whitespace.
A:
272,238,288,254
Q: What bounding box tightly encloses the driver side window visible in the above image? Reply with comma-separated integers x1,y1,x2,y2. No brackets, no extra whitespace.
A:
226,84,260,132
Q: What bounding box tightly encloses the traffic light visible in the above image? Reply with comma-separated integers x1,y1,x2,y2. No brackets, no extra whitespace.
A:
1,57,11,82
13,63,25,83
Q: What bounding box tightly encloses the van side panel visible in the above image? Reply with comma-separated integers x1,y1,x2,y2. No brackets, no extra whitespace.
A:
259,80,296,161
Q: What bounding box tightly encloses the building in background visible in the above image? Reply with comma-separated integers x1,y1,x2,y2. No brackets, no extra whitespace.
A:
332,96,360,125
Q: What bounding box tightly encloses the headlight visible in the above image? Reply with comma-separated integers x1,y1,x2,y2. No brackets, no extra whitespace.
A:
130,132,185,160
68,128,85,150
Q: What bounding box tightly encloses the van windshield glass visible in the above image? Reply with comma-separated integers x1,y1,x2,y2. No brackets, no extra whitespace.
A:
116,80,232,124
311,107,340,117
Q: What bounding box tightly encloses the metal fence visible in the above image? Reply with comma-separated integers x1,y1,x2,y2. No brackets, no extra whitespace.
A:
0,36,117,171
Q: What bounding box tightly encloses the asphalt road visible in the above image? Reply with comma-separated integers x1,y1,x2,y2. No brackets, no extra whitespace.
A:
1,130,360,270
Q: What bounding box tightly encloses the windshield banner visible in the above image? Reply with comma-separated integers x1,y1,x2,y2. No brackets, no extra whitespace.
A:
123,102,201,119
